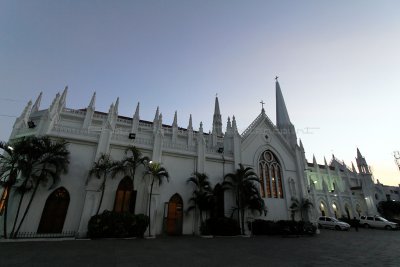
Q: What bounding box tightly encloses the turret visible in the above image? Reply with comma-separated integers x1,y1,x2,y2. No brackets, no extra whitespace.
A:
131,102,140,134
12,100,32,133
172,111,178,143
223,117,233,153
212,96,223,136
58,86,68,112
356,148,370,174
83,92,96,129
187,114,194,146
153,106,159,133
31,92,43,113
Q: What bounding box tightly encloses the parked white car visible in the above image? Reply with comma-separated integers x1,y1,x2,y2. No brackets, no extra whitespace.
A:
359,215,399,230
318,216,350,231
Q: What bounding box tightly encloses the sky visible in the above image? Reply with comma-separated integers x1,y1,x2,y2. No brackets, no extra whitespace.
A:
1,0,399,185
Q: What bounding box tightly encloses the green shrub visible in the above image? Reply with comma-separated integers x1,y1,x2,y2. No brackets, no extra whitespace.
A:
202,217,240,236
248,219,316,236
87,210,149,238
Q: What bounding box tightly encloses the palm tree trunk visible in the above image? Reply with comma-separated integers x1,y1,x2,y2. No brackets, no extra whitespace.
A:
148,178,154,237
199,209,203,226
96,176,107,215
10,181,27,238
13,179,40,238
236,190,242,235
3,186,9,239
241,207,245,236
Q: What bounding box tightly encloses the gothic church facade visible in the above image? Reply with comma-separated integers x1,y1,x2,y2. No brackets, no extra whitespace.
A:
1,81,383,237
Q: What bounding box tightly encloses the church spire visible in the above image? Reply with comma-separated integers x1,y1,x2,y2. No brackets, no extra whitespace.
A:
275,79,291,128
31,92,43,113
212,95,223,136
357,147,363,158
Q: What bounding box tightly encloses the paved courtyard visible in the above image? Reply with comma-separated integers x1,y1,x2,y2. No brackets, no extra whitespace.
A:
1,228,399,266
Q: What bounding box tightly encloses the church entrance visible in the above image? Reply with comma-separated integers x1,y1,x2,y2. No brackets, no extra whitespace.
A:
114,177,136,213
166,194,183,235
37,187,70,233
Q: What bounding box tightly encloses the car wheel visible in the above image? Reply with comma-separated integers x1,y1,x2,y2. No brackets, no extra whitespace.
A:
335,225,341,231
364,224,369,229
385,225,392,230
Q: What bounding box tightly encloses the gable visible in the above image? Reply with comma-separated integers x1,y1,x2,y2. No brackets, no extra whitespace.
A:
240,113,296,171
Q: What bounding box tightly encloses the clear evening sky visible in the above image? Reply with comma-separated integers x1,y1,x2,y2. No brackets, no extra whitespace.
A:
1,1,399,185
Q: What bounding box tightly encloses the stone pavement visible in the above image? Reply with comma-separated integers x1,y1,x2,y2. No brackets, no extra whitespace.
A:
1,228,399,266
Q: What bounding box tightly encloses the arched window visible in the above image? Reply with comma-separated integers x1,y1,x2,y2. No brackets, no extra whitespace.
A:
332,202,339,218
345,204,351,219
37,187,70,233
114,177,136,213
259,150,284,198
320,202,326,216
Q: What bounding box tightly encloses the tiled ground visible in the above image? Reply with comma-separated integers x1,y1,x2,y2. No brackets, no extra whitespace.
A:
1,228,399,266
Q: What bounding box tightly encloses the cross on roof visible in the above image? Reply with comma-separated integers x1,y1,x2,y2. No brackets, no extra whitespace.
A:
260,100,265,110
275,76,279,81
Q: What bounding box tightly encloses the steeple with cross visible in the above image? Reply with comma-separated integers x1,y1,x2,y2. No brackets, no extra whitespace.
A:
260,100,265,113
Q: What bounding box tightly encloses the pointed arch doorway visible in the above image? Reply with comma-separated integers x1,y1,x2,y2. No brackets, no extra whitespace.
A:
114,177,136,213
37,187,70,233
166,193,183,235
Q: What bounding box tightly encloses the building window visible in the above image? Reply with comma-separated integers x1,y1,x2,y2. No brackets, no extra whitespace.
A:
259,150,284,199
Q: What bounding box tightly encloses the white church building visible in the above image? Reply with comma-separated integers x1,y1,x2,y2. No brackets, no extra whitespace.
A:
0,81,385,237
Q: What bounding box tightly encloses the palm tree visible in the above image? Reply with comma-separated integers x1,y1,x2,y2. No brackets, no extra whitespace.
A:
144,162,169,237
13,137,70,238
112,146,149,185
89,153,117,215
7,136,44,238
224,164,264,235
0,141,21,238
186,172,213,227
290,197,314,221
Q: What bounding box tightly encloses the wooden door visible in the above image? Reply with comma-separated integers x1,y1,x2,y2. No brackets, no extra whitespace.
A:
166,194,183,235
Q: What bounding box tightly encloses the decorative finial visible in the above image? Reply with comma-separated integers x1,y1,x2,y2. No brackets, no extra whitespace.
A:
260,100,265,110
275,76,279,81
215,93,218,98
